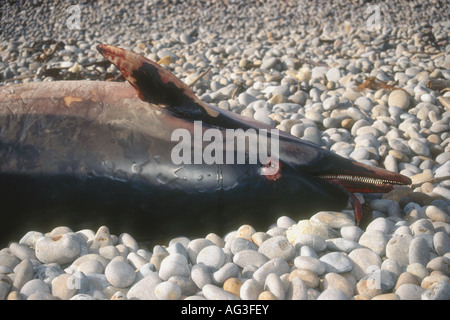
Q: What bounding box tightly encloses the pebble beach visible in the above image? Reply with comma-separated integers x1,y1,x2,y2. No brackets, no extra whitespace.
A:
0,0,449,300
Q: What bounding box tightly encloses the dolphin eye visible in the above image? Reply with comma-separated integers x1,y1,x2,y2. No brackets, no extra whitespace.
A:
261,157,281,181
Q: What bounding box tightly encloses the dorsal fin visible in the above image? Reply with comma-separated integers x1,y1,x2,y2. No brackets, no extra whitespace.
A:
96,44,218,119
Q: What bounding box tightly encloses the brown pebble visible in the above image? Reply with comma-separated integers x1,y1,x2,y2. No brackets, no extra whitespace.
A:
395,272,419,290
223,277,242,298
258,291,277,300
371,293,400,300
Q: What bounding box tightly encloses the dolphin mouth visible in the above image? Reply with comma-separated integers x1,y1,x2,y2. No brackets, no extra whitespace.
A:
319,174,410,193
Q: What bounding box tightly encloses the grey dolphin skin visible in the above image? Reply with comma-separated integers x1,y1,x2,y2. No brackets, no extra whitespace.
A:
0,45,411,246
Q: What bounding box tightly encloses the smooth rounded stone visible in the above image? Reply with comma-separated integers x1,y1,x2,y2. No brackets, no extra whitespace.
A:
354,97,373,113
421,271,449,290
319,252,353,274
127,252,148,270
20,279,50,299
434,232,450,256
99,245,120,260
202,284,239,300
0,274,12,300
19,231,44,248
230,237,257,255
381,259,402,279
322,96,339,111
426,257,450,276
406,263,429,283
240,278,263,300
395,283,425,300
286,277,308,300
409,237,431,266
253,258,289,285
196,245,225,271
410,219,434,235
311,66,328,80
326,68,341,83
366,217,394,234
119,233,139,252
358,230,388,256
288,268,319,288
35,233,81,265
89,226,114,251
238,92,257,106
300,245,319,258
291,234,327,253
187,239,215,264
326,238,361,253
223,277,242,298
233,250,268,268
212,262,239,285
127,273,162,300
317,289,348,300
388,90,410,110
321,273,354,298
386,234,413,267
348,248,382,280
310,211,354,229
12,259,34,291
234,224,255,241
104,256,136,288
258,235,295,261
264,273,285,300
425,205,450,223
78,259,104,274
159,254,190,281
340,226,364,242
191,263,212,289
408,138,430,156
154,281,182,300
204,233,225,248
421,280,450,300
72,253,109,271
276,216,296,229
294,256,326,275
51,273,77,300
70,293,96,300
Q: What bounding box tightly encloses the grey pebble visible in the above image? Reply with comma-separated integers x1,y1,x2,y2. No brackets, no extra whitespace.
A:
395,283,425,300
35,233,81,265
326,238,361,253
233,250,268,268
127,273,162,300
159,253,190,281
154,281,182,300
264,273,285,300
191,263,212,289
253,258,289,285
104,256,136,288
409,236,430,266
240,278,263,300
212,262,239,285
421,280,450,300
319,252,353,274
316,289,349,300
293,234,327,252
294,256,326,275
434,231,450,256
340,226,364,242
202,284,239,300
230,237,258,255
358,230,388,256
12,259,34,291
196,245,225,270
386,234,413,267
20,279,51,299
348,248,382,280
258,235,295,261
